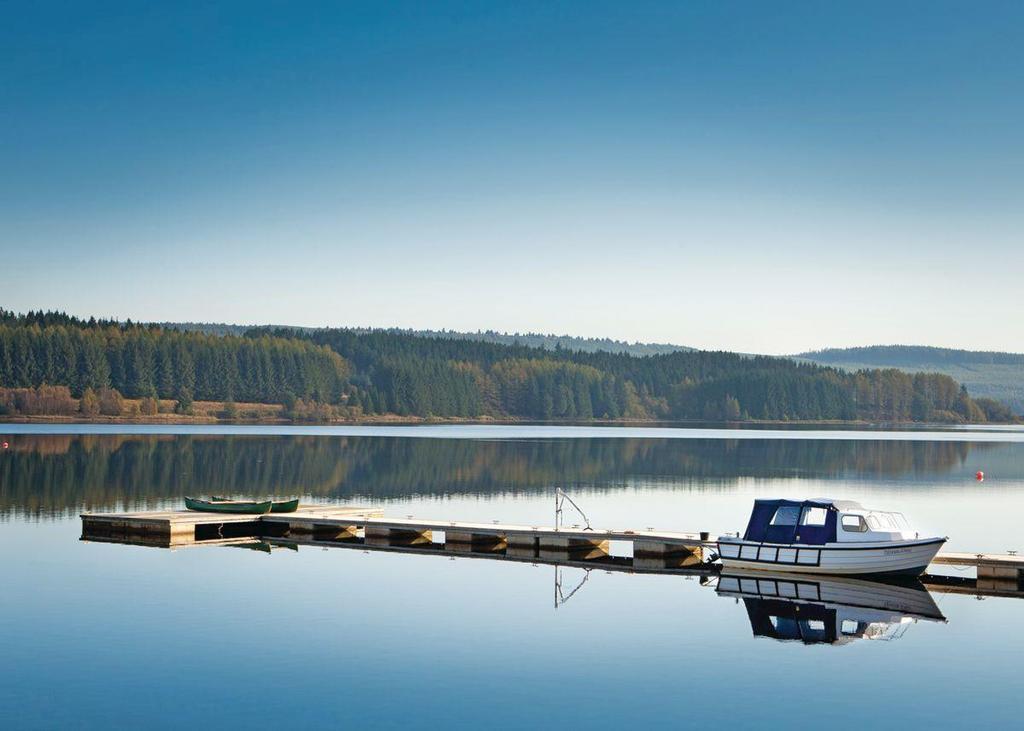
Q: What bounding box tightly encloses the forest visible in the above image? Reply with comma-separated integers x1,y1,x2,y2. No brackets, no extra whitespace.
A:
0,309,1015,423
0,310,348,416
280,326,1012,423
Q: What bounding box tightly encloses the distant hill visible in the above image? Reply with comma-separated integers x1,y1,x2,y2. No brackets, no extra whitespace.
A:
797,346,1024,415
155,321,255,337
401,329,693,356
161,322,693,357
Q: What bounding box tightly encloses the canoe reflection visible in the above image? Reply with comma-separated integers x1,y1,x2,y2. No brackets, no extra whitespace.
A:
716,571,946,645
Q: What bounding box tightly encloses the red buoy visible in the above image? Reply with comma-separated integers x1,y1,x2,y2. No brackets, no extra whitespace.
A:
976,471,984,481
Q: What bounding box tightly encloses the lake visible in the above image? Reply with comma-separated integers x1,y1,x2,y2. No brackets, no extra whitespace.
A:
1,424,1022,729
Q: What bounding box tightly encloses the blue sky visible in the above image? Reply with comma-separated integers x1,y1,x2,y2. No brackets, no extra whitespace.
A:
2,1,1022,354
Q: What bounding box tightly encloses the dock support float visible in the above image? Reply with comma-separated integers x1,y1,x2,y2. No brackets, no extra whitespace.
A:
364,525,433,547
445,531,507,553
977,565,1021,580
977,565,1023,593
506,535,540,558
537,536,610,561
633,539,703,558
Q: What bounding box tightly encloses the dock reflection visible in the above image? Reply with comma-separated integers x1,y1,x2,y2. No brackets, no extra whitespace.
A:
716,571,946,645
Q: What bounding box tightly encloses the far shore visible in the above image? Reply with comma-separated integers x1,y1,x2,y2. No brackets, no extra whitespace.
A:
1,414,1016,428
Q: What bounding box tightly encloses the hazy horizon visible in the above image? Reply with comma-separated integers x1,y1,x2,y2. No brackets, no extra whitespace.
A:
4,2,1022,355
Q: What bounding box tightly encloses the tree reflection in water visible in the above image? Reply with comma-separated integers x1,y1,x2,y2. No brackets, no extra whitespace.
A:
0,432,1011,518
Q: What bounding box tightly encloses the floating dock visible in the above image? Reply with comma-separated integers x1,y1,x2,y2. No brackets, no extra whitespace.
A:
80,506,384,547
263,512,709,558
81,507,709,560
80,506,1024,596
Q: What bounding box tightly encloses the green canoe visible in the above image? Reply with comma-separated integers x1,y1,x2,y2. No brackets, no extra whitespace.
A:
209,495,300,513
185,497,274,514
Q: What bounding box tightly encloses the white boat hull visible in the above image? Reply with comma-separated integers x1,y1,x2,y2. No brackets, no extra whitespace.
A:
717,537,946,577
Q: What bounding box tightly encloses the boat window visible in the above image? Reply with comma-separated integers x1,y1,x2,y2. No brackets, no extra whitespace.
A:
866,515,881,529
872,513,902,529
890,513,910,530
770,506,801,526
800,507,828,526
841,514,867,532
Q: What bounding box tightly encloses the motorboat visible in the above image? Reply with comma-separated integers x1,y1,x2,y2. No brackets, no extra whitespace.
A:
716,569,946,645
716,498,946,577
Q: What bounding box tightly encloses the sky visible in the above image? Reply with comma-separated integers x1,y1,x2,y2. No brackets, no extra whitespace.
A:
2,1,1022,355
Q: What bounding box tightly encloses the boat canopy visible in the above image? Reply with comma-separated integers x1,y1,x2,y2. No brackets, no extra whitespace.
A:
742,499,838,545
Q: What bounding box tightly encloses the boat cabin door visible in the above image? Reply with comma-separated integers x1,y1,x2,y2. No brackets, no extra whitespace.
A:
764,504,800,543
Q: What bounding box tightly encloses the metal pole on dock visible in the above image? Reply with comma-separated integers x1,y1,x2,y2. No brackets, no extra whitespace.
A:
555,488,592,531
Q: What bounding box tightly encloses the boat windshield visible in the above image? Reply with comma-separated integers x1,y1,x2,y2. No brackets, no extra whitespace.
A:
866,512,910,531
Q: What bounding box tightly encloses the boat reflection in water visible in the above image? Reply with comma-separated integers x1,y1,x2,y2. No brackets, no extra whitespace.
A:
716,570,946,645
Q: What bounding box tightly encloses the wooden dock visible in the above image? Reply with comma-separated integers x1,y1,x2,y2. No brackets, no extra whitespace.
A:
271,530,711,574
262,512,710,557
80,507,1024,595
82,505,709,556
80,505,384,547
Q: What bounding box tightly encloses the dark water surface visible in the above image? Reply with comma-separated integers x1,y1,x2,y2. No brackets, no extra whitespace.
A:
1,425,1022,729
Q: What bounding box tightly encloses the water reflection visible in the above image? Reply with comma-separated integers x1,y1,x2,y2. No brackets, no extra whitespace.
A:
716,571,946,645
7,427,1024,728
1,432,1016,517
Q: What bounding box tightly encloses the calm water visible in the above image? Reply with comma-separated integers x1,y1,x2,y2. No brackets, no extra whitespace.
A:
1,424,1022,729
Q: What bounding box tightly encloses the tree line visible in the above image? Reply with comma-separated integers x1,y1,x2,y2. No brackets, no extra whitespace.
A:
0,311,349,411
0,309,1016,423
278,326,1015,423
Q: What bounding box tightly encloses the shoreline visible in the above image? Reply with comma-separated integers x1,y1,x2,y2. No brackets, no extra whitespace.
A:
0,414,1017,428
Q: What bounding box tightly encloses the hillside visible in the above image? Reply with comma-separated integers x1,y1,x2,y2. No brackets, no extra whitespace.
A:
277,327,1011,423
797,346,1024,415
1,310,1016,423
402,330,692,356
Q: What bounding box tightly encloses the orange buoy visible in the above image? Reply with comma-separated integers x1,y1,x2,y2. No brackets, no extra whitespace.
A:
976,471,984,481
